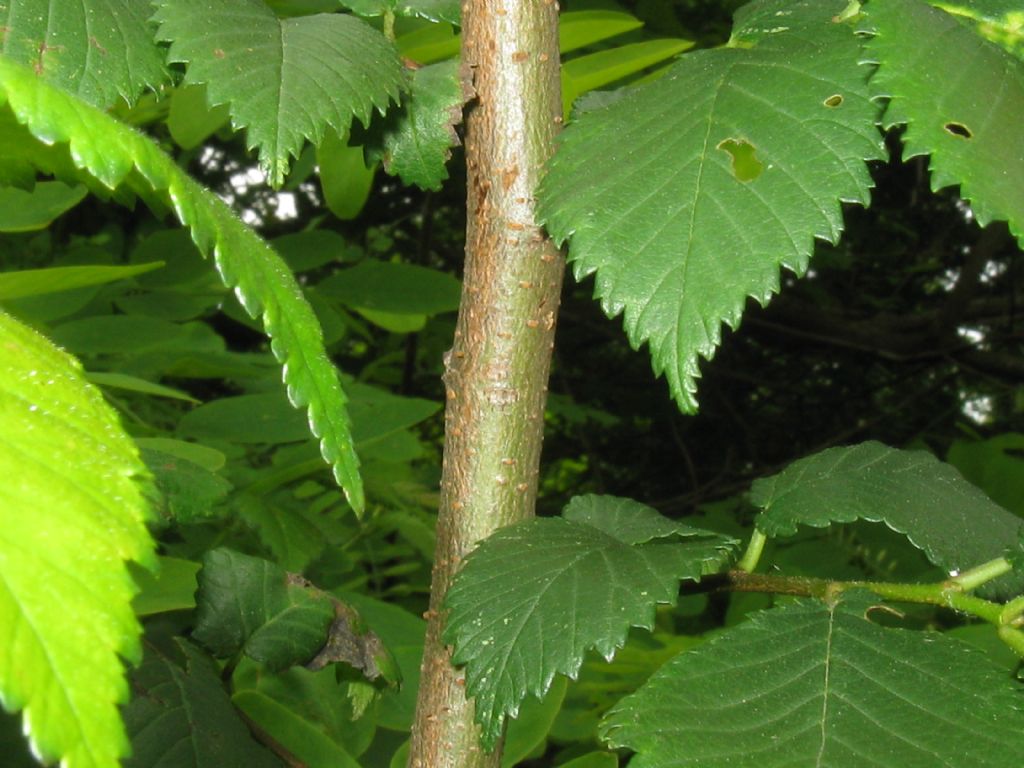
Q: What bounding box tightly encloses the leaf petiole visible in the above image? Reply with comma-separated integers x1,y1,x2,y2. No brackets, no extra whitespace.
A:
947,557,1013,592
736,529,767,573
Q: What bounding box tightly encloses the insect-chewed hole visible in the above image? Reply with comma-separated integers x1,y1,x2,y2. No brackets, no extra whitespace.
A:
716,138,764,183
824,94,843,107
944,121,973,139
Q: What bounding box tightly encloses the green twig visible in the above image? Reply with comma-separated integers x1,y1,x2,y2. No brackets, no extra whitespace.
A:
948,557,1012,592
723,570,1005,624
736,529,767,572
997,626,1024,657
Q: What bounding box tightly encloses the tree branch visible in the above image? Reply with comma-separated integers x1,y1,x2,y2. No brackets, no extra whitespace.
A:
407,2,563,766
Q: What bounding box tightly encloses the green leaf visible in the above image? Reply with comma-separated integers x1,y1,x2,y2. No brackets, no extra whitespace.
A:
316,259,461,315
51,315,222,356
233,690,363,767
502,677,568,768
947,433,1024,517
0,261,162,299
372,59,466,191
929,0,1024,61
602,592,1024,767
193,549,335,671
318,131,378,220
273,229,359,273
562,38,694,116
130,556,201,616
123,641,280,768
167,84,232,150
134,437,226,471
344,379,442,445
153,0,405,186
560,10,644,54
0,309,155,768
0,0,167,108
179,383,440,447
868,0,1024,246
0,55,365,513
355,307,428,332
750,441,1024,598
238,495,330,571
232,661,375,764
396,22,460,65
564,494,717,543
141,446,233,522
558,753,619,768
0,181,86,231
180,392,319,445
342,0,460,24
87,371,199,402
444,496,737,748
539,0,885,411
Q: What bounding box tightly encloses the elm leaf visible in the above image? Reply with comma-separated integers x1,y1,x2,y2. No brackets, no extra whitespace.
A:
193,549,335,671
153,0,405,186
868,0,1024,247
539,0,884,411
0,309,155,768
0,55,365,512
751,442,1024,598
0,0,167,108
444,497,737,748
602,592,1024,767
371,59,467,191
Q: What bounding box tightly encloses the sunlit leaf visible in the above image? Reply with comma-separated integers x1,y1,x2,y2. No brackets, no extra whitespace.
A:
445,496,737,747
0,55,365,512
318,131,378,220
0,309,154,768
929,0,1024,60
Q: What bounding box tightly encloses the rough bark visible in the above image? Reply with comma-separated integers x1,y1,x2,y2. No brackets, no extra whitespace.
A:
407,1,563,766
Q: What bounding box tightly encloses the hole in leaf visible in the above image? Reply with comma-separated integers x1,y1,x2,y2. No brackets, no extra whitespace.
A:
944,121,973,139
824,94,843,107
717,138,764,182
